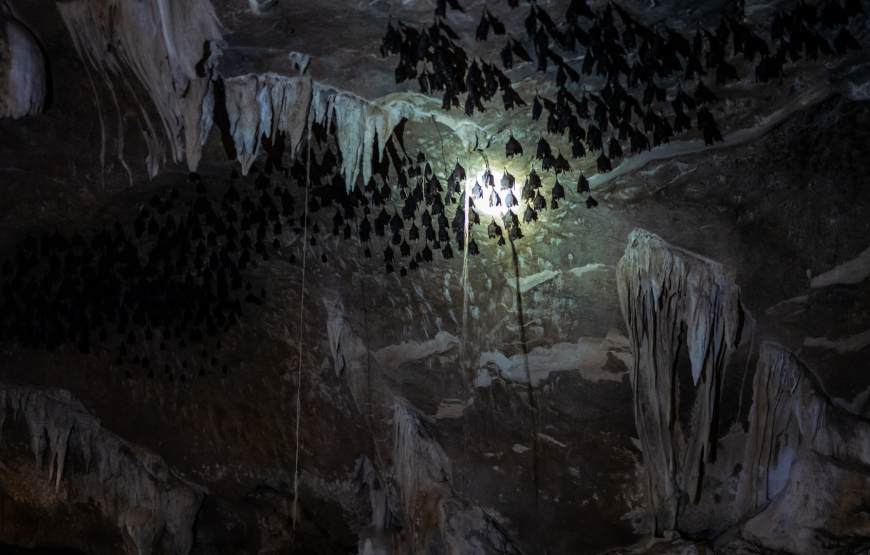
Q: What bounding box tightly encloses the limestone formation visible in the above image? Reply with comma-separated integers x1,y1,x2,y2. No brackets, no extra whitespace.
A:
0,15,45,119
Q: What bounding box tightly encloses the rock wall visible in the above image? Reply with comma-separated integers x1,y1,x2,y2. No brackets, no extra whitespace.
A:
0,14,46,119
0,381,203,555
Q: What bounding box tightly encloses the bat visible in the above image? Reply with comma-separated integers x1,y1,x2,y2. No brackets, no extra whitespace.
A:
566,0,595,22
551,179,565,200
554,153,571,174
533,191,547,211
536,137,552,160
483,168,496,188
532,95,543,121
476,11,490,41
468,238,479,256
523,205,538,223
525,6,537,38
597,153,612,173
586,195,599,209
488,219,502,238
501,41,513,69
506,134,523,157
442,242,454,259
608,136,623,160
501,170,516,190
487,10,506,35
694,80,718,104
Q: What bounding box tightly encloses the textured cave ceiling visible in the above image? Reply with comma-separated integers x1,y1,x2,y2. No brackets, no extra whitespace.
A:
1,0,870,554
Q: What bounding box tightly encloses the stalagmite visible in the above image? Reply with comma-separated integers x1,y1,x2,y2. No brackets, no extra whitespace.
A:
393,397,521,555
324,298,522,554
735,343,870,554
616,229,742,534
0,15,46,119
0,382,203,555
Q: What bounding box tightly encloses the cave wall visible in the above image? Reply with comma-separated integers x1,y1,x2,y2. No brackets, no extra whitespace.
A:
0,0,869,553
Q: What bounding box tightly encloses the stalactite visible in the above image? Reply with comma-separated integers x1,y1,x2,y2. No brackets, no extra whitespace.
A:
616,229,742,534
0,15,47,118
56,0,221,171
0,382,203,555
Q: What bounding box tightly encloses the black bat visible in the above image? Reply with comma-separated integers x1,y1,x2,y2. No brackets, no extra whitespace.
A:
511,39,533,63
506,133,523,157
597,153,612,173
487,10,505,35
476,11,490,41
525,6,537,38
586,195,599,209
501,41,513,69
532,95,543,121
533,190,547,211
536,137,552,160
523,205,538,223
554,153,571,174
694,80,718,104
566,0,595,22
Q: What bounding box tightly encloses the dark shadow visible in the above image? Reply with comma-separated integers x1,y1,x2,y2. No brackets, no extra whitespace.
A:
211,77,238,161
0,542,87,555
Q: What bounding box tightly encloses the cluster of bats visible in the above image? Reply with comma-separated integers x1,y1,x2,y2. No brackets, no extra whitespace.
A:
0,118,600,365
381,0,864,176
0,170,300,382
380,16,525,113
295,121,600,277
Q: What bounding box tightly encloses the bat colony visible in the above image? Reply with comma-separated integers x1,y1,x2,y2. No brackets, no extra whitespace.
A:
0,0,862,370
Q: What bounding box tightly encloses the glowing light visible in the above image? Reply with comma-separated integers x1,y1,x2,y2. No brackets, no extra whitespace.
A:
470,169,512,219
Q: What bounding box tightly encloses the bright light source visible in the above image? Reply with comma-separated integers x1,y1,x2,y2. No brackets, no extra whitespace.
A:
470,169,511,219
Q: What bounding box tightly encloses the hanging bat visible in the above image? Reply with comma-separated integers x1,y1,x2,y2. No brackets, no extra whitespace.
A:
586,195,599,209
536,137,552,160
554,153,571,174
533,191,547,211
506,134,523,157
552,179,565,200
522,203,537,223
597,153,612,173
476,11,490,41
498,170,514,190
608,136,623,160
488,219,502,238
532,95,544,121
525,5,537,38
442,242,454,259
694,80,718,104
